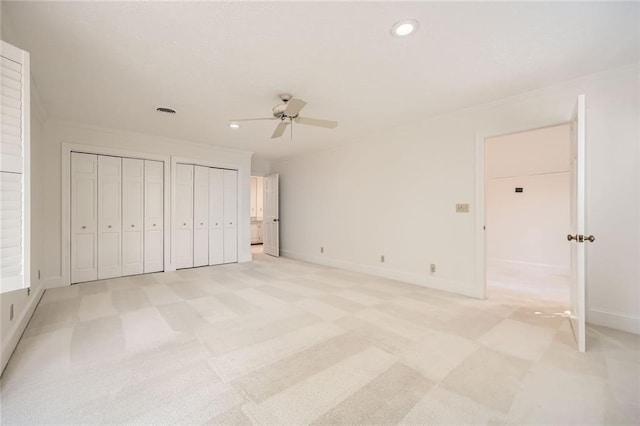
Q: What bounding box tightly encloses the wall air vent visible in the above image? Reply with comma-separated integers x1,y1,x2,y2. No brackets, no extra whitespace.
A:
156,107,176,114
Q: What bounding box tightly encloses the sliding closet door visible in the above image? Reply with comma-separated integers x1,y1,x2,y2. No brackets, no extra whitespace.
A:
223,169,238,263
122,158,144,276
208,168,224,265
176,164,194,269
71,153,98,283
97,155,122,279
193,166,209,267
144,160,164,273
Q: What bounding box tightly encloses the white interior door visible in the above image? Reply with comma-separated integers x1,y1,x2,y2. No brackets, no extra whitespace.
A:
122,158,144,276
97,155,122,279
176,164,194,269
209,168,224,265
193,165,209,267
223,169,238,263
144,160,164,273
263,173,279,257
71,152,98,283
568,94,587,353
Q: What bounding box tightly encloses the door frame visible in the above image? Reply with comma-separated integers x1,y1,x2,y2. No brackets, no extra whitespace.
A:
474,121,569,299
61,143,171,286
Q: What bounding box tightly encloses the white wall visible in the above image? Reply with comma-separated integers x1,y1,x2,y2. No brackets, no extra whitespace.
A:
41,120,253,288
272,64,640,334
1,88,46,373
487,174,569,271
486,125,570,272
251,156,271,177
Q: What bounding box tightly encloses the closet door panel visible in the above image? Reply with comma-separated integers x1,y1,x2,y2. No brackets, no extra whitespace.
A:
71,152,98,283
175,164,194,269
208,168,224,265
144,160,164,273
193,166,209,267
97,155,122,279
223,169,238,264
223,228,237,263
122,158,144,276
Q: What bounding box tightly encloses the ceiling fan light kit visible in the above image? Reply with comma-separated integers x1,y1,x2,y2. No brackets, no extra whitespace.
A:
229,93,338,139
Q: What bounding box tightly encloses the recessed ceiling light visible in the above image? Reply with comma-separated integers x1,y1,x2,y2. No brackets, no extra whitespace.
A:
229,123,240,129
390,19,420,38
156,107,176,114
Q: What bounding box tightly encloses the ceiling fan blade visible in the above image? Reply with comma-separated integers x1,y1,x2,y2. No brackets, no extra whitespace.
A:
295,116,338,129
284,98,307,116
271,121,289,139
229,117,277,122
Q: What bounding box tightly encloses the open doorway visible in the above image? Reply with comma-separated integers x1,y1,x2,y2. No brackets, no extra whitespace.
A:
484,124,570,309
250,176,264,254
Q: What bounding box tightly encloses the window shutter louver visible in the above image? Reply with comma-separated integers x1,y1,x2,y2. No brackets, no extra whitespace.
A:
0,41,29,293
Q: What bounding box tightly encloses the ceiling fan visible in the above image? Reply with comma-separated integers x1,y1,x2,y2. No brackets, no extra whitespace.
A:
230,94,338,139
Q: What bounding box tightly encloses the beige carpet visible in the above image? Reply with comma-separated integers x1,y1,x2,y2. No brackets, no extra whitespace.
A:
1,252,638,424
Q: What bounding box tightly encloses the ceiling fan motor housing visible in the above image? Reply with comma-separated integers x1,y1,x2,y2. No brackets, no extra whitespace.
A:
272,103,287,119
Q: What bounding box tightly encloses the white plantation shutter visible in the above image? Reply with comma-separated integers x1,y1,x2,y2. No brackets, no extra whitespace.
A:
1,56,23,173
0,41,30,293
0,172,22,288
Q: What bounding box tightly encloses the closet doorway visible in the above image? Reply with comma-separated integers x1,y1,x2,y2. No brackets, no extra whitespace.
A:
484,124,571,307
174,163,238,269
70,152,164,283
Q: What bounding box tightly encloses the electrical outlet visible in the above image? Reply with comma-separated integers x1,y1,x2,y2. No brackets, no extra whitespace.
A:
430,264,436,274
380,255,385,263
320,246,324,254
10,304,14,321
455,203,470,213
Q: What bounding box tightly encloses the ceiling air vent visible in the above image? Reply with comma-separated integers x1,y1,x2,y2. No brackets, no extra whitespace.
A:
156,107,176,114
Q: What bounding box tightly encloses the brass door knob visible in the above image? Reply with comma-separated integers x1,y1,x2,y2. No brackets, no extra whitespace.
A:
586,235,595,242
567,234,578,241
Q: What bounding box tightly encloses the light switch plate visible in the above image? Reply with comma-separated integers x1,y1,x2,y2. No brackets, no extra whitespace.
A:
456,203,470,213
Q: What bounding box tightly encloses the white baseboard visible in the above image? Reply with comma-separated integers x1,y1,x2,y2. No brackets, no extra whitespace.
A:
1,285,45,375
487,258,569,275
588,308,640,335
280,249,483,299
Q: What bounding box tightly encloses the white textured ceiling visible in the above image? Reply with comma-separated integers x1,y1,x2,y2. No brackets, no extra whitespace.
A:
2,1,638,160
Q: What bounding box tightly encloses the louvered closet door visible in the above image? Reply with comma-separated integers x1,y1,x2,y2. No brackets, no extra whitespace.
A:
223,169,238,263
176,164,194,269
97,155,122,279
193,166,209,267
208,168,224,265
144,160,164,273
71,153,98,283
122,158,144,276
